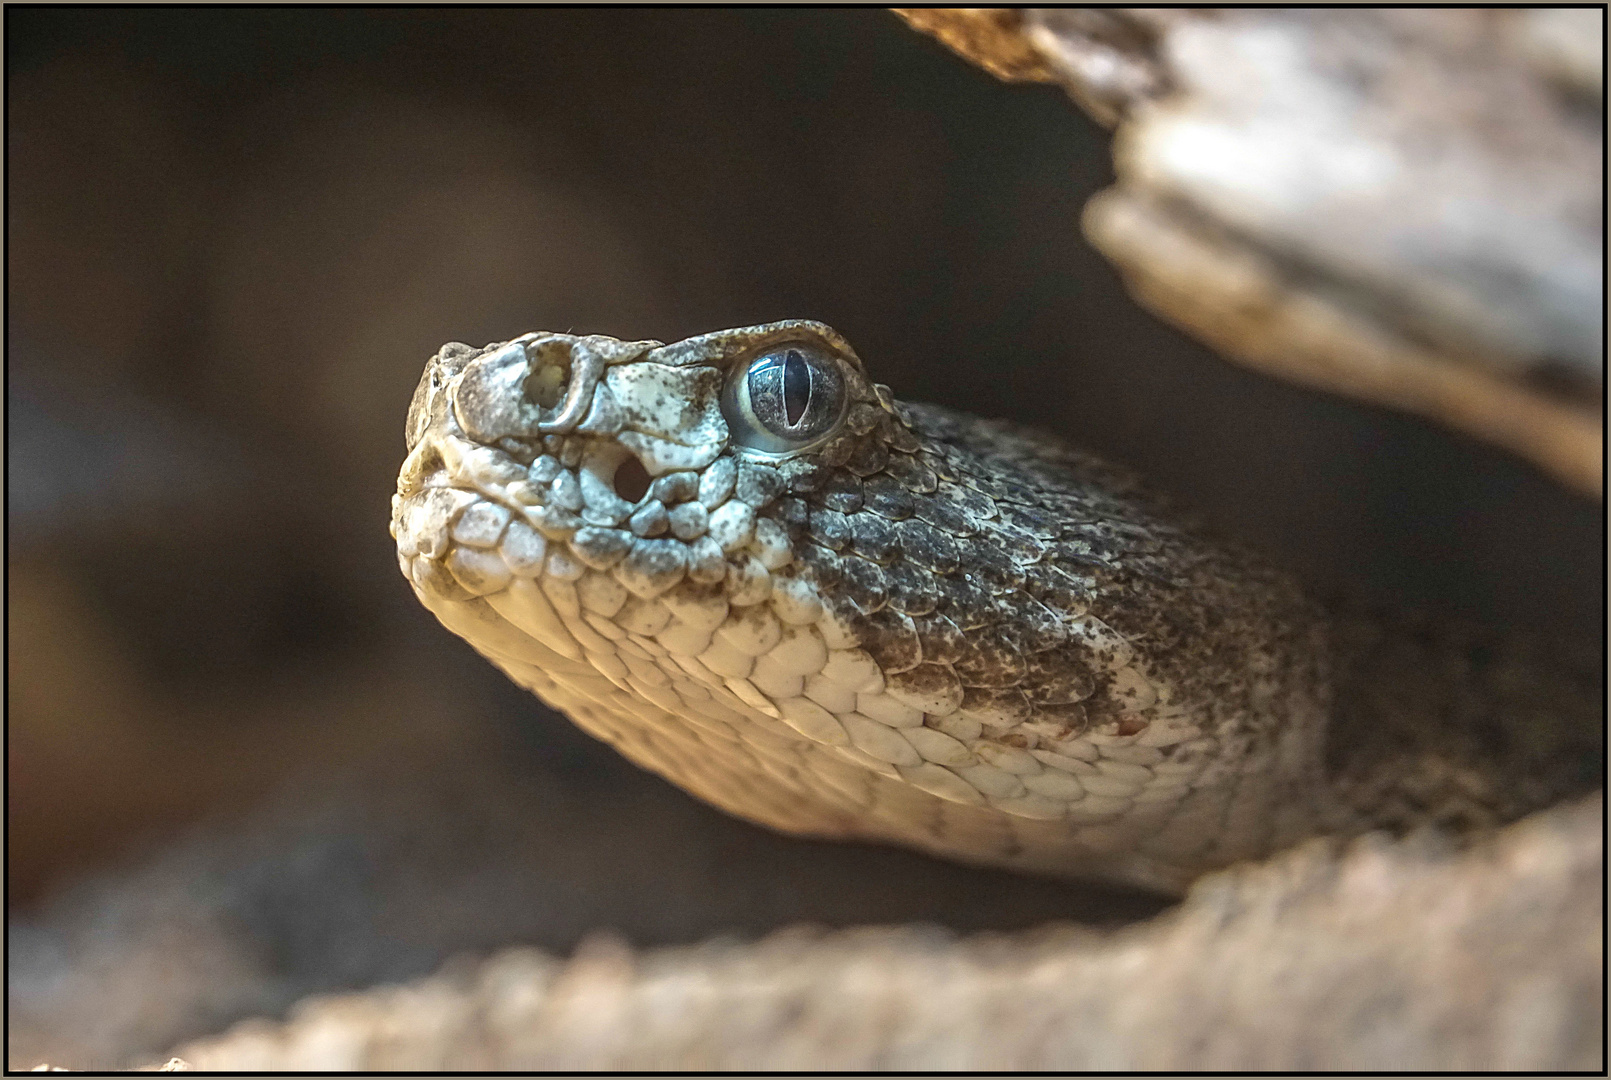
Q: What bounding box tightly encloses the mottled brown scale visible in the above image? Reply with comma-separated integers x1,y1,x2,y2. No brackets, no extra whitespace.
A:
948,628,1027,688
735,462,786,506
806,507,851,550
881,563,938,615
909,613,967,663
857,608,922,672
843,513,892,562
861,476,916,520
1032,701,1089,740
913,493,977,537
893,518,960,574
836,556,887,615
818,482,863,516
935,575,993,627
1020,651,1094,703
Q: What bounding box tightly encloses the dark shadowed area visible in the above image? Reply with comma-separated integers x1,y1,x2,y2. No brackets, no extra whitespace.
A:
6,8,1601,1069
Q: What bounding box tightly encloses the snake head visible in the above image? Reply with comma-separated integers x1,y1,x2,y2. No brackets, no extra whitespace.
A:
389,319,922,671
393,321,905,597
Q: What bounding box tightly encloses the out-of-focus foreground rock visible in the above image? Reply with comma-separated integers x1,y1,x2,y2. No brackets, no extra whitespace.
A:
166,796,1602,1071
897,8,1605,496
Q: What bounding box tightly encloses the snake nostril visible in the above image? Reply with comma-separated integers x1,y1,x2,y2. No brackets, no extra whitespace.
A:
523,339,573,410
613,456,652,503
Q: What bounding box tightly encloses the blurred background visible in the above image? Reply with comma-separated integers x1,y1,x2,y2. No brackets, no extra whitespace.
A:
6,8,1602,1067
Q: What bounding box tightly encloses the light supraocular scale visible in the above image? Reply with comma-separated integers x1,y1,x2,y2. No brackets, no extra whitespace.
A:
391,320,1591,894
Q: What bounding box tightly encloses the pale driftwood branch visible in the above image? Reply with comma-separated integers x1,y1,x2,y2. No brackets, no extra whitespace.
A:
895,8,1604,497
166,796,1602,1071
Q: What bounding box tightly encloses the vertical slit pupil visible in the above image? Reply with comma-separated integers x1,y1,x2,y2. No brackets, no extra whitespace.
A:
782,349,811,427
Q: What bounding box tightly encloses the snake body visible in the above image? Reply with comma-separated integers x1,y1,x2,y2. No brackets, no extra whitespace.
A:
391,322,1597,893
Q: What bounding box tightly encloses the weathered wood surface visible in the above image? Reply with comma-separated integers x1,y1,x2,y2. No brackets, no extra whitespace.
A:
165,795,1602,1071
896,8,1604,497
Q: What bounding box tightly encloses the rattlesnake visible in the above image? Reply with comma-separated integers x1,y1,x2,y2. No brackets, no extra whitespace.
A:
391,321,1599,894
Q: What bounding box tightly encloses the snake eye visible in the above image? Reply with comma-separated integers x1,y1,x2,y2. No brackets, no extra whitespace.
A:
722,344,848,454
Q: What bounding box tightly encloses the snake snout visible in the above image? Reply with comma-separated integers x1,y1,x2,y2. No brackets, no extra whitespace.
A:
451,333,666,446
526,337,605,435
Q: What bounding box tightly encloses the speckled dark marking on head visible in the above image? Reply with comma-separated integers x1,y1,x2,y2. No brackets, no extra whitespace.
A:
777,400,1331,756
